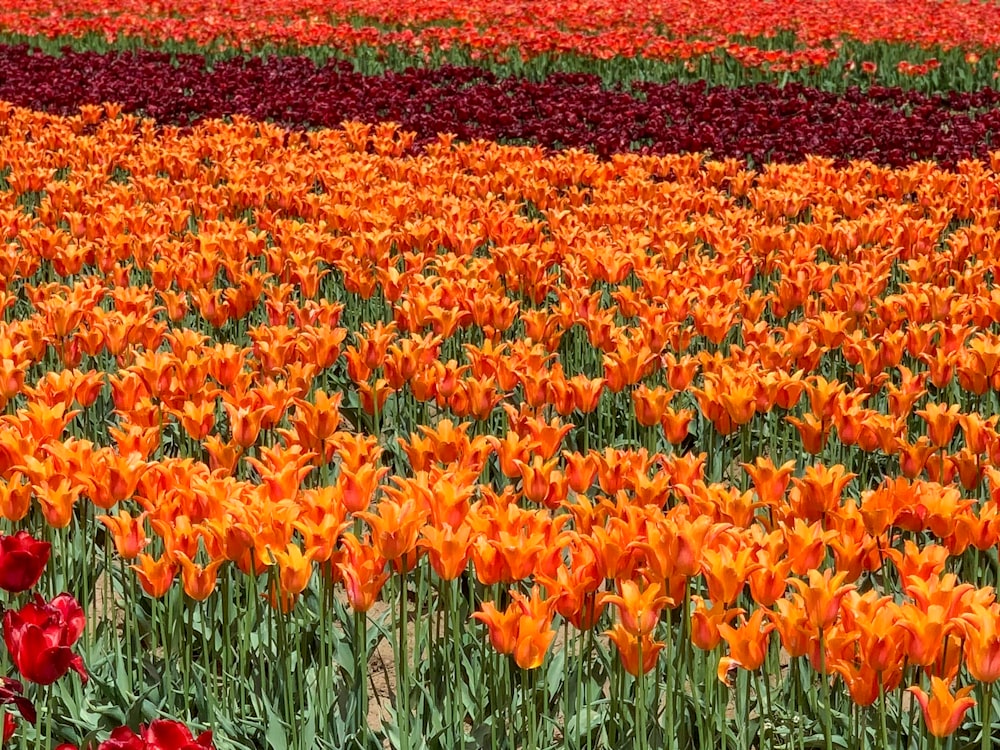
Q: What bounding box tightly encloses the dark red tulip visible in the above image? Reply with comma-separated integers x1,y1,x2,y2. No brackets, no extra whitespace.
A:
3,594,87,686
0,676,35,725
0,531,51,593
0,44,994,167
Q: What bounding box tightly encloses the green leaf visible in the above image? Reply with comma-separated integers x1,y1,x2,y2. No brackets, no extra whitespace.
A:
803,733,850,749
263,695,289,750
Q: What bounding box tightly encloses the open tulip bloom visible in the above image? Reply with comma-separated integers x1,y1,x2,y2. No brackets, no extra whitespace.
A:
3,594,87,686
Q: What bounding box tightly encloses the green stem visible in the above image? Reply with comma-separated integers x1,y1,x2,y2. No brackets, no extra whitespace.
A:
525,667,538,750
637,642,647,750
354,608,368,736
983,681,993,750
879,673,890,750
820,629,833,750
397,572,410,750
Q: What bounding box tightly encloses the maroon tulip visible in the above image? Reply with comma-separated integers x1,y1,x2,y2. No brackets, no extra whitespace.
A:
0,531,51,593
0,676,35,724
3,594,87,686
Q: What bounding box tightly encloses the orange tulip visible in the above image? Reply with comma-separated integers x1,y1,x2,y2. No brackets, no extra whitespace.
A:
605,624,665,677
632,385,673,428
831,662,884,707
717,607,775,680
338,462,389,514
33,476,82,529
98,510,148,560
772,596,813,658
908,678,976,738
600,579,670,637
562,451,599,494
355,497,426,563
786,568,855,631
515,455,568,509
660,406,694,445
961,603,1000,683
222,402,270,449
788,463,855,524
748,552,791,607
472,600,521,656
270,543,318,597
510,586,556,670
418,523,472,581
336,533,389,612
701,542,759,606
786,413,830,455
132,553,177,599
567,374,605,413
741,457,796,507
174,552,226,601
690,595,742,651
0,473,32,521
917,402,962,448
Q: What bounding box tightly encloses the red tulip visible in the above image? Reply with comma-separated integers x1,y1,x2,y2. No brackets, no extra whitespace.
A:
0,531,50,593
3,713,15,744
95,726,144,750
96,720,214,750
3,594,87,686
144,719,214,749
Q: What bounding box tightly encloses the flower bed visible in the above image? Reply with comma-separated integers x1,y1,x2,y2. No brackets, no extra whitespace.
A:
0,4,999,750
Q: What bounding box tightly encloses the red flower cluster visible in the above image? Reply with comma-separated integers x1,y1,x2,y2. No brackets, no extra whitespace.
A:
0,530,85,744
1,0,999,59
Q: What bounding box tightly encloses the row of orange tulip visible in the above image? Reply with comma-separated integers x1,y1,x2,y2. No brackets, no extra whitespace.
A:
2,105,1000,738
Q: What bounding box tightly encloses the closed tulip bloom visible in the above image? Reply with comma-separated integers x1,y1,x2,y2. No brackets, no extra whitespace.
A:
0,530,50,593
717,607,775,676
961,604,1000,683
132,553,177,599
605,624,665,677
472,601,520,656
513,612,556,671
336,534,389,613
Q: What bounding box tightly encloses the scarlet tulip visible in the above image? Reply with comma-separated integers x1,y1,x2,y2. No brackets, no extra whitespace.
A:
97,719,215,749
3,593,87,686
0,531,50,593
3,712,15,743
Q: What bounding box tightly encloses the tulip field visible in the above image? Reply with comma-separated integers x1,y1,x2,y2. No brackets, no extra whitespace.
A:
6,2,1000,750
